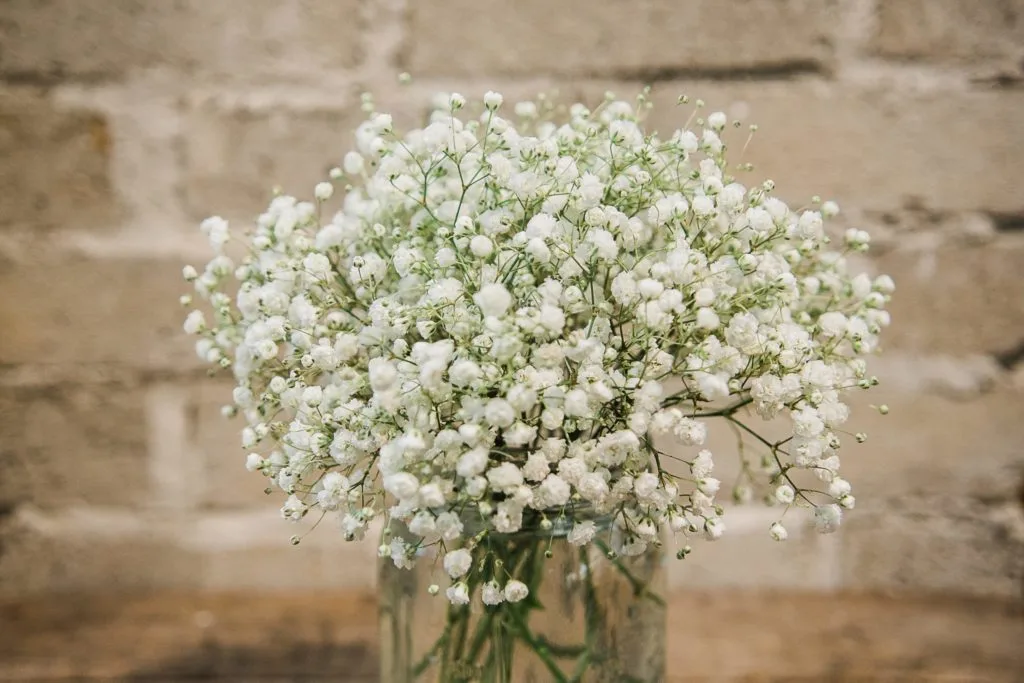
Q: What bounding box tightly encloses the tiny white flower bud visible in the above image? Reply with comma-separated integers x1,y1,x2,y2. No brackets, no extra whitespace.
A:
707,111,727,130
469,235,494,258
774,484,795,505
694,287,715,307
183,310,206,334
696,307,720,330
514,101,537,118
483,91,504,110
343,151,364,175
503,580,529,603
314,182,334,201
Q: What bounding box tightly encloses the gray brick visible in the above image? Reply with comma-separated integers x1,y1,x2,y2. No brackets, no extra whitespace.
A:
0,256,197,370
183,99,362,222
0,383,150,509
0,515,199,596
840,496,1024,599
406,0,834,77
0,0,363,81
643,82,1024,213
0,88,119,232
872,0,1024,65
873,241,1024,356
189,380,271,509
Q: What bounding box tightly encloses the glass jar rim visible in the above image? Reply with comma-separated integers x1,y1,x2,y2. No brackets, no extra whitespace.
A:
455,501,615,539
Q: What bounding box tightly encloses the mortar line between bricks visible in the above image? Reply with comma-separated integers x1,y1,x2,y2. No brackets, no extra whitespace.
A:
11,505,385,553
569,61,824,83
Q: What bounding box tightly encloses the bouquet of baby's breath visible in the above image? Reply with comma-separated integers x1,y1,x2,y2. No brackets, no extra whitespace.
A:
182,87,891,681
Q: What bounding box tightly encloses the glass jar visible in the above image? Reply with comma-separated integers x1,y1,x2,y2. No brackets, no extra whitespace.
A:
379,507,666,683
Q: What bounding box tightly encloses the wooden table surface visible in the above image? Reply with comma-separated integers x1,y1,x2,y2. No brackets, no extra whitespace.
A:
1,590,1021,682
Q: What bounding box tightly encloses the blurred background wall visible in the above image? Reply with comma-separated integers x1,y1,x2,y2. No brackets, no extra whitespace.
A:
0,0,1022,678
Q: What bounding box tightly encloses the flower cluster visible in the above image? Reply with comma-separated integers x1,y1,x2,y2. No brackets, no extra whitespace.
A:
183,89,892,604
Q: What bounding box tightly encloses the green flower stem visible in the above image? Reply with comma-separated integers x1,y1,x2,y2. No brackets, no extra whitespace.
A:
593,539,666,607
401,530,663,682
505,603,570,683
573,547,602,682
464,608,496,664
534,635,588,659
411,623,448,676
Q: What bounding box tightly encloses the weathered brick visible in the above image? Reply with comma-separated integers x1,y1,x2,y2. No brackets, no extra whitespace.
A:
406,0,833,77
659,386,1024,596
673,382,1024,597
872,240,1024,355
189,380,272,509
183,99,362,222
0,383,149,509
871,0,1024,65
0,515,198,597
0,0,363,81
672,384,1024,505
671,508,839,590
184,82,1024,221
782,388,1017,495
0,256,197,371
0,592,379,680
642,82,1024,213
840,496,1024,599
849,388,1024,499
665,591,1024,681
2,591,1021,681
868,352,1003,398
0,88,118,232
185,510,381,589
200,541,377,591
0,506,377,596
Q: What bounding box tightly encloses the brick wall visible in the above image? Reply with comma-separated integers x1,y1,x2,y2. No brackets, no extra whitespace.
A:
1,0,1022,602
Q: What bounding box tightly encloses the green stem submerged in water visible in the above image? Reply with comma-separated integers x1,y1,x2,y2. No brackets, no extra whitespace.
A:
402,531,664,683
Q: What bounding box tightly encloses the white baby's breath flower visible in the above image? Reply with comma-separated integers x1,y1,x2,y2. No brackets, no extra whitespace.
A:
184,88,891,602
281,494,307,522
774,484,796,505
568,520,597,546
503,580,529,603
691,450,714,478
314,182,334,201
384,472,419,500
486,462,524,492
183,309,205,334
482,580,505,605
443,548,473,578
814,504,843,533
483,91,504,110
446,582,470,605
704,517,725,540
475,283,512,318
470,235,494,258
343,151,364,175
